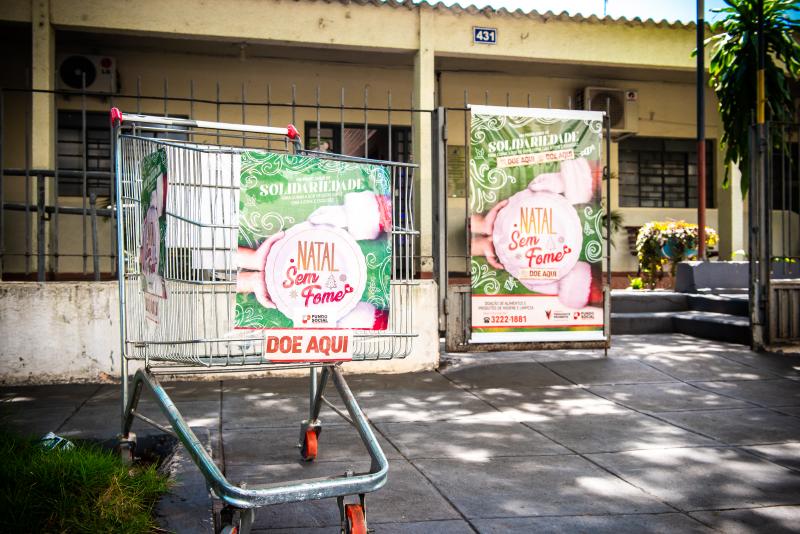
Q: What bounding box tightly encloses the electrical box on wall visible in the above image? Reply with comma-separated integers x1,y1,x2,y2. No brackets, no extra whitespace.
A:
576,87,639,136
57,55,117,93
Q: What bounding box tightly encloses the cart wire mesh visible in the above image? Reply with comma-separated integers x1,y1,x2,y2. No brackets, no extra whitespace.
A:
117,124,417,369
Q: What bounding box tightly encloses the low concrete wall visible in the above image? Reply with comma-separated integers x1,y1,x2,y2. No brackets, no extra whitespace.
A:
675,261,749,292
0,282,123,384
0,280,440,384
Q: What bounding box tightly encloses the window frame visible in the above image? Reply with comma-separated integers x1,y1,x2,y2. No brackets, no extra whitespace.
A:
304,121,412,163
618,136,715,209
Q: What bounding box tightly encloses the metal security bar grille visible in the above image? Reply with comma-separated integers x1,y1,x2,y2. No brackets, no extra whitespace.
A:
618,137,715,208
0,83,427,281
749,121,800,348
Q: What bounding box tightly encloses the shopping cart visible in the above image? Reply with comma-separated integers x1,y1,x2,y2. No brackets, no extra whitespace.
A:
111,108,418,533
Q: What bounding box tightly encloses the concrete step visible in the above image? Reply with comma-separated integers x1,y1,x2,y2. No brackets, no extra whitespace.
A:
612,309,751,346
611,311,676,334
686,294,749,317
611,291,688,313
695,287,750,295
672,311,750,346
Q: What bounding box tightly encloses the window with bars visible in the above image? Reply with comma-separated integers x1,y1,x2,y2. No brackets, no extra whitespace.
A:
304,122,412,163
771,142,799,213
57,111,188,198
618,137,714,208
57,111,113,198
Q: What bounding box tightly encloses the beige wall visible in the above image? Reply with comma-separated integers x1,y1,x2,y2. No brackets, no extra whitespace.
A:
1,0,744,280
4,0,706,68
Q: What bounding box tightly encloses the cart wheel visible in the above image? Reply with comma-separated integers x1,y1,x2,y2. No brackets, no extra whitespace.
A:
301,428,318,461
217,507,254,534
117,434,136,465
344,504,366,534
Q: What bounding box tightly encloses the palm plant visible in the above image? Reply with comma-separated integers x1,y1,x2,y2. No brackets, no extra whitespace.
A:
703,0,799,195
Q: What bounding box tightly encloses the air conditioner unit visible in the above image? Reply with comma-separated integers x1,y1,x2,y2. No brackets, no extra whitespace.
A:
576,87,638,136
57,54,117,93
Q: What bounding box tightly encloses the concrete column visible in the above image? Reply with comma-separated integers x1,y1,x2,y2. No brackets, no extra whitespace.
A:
413,7,435,273
31,0,56,277
31,0,55,170
718,161,745,260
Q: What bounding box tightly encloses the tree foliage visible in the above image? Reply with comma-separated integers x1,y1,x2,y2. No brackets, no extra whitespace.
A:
704,0,799,195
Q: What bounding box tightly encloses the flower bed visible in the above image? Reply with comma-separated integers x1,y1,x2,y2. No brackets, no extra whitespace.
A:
636,221,718,289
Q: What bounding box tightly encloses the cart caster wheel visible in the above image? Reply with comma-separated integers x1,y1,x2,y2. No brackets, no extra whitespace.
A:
218,507,254,534
344,504,366,534
301,428,318,461
117,433,136,465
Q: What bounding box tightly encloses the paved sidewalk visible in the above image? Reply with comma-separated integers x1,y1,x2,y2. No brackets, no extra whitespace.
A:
2,334,800,533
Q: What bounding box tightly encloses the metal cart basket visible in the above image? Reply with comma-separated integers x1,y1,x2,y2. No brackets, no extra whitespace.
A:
111,108,418,533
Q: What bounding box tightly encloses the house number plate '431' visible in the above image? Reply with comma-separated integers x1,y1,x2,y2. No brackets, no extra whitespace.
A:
473,27,497,44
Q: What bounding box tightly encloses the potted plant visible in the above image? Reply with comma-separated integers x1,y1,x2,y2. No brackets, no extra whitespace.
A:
636,221,718,289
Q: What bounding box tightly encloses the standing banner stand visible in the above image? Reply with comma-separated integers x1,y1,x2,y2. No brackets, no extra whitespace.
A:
465,105,610,350
112,109,417,534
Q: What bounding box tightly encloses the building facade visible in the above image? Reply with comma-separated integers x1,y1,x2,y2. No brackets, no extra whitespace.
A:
5,0,797,381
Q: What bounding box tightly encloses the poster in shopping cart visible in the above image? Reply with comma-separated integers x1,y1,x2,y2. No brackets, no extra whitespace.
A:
139,148,168,324
469,105,605,343
235,152,392,339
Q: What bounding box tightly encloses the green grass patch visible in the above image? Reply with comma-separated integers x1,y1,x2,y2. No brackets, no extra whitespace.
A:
0,431,170,533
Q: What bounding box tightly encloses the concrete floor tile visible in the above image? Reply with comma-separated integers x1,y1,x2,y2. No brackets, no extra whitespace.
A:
529,412,718,453
642,353,777,382
606,334,748,359
356,390,502,422
219,373,455,429
413,455,671,518
587,447,800,510
154,428,215,533
716,352,800,379
656,408,800,446
0,383,100,410
588,383,753,413
253,520,474,534
224,377,309,395
777,406,800,418
221,391,345,430
744,442,800,471
472,512,712,533
543,359,676,386
473,386,631,423
376,420,569,460
58,400,220,440
0,404,75,437
365,520,475,533
441,361,572,389
90,380,222,405
689,506,800,534
346,372,461,392
223,423,402,466
250,528,337,534
692,379,800,408
226,459,461,529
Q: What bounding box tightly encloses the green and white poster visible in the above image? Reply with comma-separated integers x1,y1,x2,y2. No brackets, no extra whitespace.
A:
469,105,605,343
139,148,168,324
235,152,392,331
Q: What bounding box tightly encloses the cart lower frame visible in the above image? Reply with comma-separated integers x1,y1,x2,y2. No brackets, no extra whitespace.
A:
122,365,387,508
